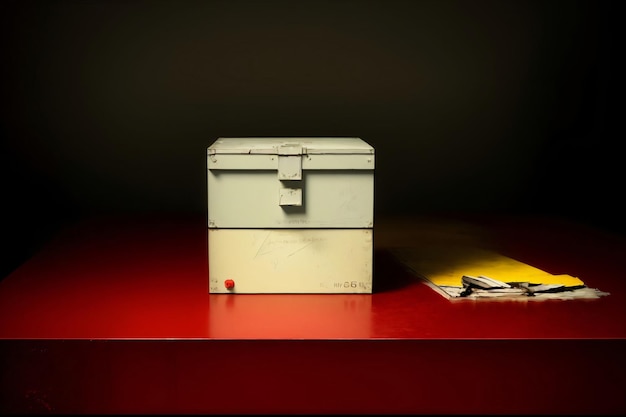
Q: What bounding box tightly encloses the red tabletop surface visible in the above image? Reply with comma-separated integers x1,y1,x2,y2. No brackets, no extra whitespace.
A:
1,213,624,341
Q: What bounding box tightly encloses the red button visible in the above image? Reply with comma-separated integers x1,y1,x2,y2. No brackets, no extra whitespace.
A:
224,279,235,289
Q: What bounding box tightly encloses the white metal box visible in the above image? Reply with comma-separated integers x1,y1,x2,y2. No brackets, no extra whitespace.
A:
207,137,374,294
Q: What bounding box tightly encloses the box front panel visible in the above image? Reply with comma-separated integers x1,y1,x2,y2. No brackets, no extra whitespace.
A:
208,228,373,294
207,170,373,228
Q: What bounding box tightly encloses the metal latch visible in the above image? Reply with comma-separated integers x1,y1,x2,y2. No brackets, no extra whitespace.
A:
278,144,305,206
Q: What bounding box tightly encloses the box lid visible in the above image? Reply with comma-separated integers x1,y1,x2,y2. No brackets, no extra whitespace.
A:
208,137,374,155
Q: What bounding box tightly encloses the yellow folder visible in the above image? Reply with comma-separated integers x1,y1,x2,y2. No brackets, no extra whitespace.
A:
393,244,584,288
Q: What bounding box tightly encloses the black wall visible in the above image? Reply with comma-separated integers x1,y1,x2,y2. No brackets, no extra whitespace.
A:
1,0,620,278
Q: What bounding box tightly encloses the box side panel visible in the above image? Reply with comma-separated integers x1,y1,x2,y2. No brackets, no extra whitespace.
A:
208,229,373,293
207,171,373,228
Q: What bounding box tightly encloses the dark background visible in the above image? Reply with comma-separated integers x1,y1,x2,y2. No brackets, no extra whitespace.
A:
0,0,621,280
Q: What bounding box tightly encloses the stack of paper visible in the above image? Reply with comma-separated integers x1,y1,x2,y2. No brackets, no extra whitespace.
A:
392,244,610,301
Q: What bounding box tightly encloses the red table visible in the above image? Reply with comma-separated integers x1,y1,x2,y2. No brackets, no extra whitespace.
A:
1,213,624,414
